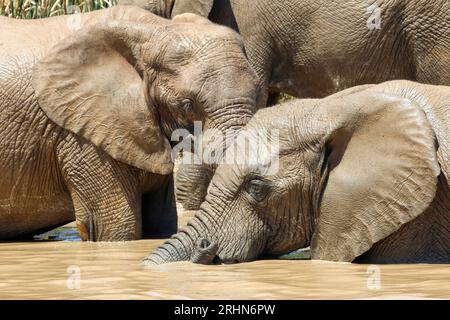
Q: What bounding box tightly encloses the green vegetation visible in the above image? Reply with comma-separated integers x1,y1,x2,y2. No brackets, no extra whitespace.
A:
278,248,311,260
0,0,117,19
279,93,295,103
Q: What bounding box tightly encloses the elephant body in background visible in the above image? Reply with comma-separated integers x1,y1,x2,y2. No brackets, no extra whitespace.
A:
122,0,450,210
146,80,450,265
123,0,450,101
0,6,258,241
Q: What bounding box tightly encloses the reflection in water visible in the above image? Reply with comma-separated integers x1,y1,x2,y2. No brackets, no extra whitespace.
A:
34,225,81,242
0,240,449,299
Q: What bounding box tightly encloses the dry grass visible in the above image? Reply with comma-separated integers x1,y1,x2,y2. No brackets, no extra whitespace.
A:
0,0,117,19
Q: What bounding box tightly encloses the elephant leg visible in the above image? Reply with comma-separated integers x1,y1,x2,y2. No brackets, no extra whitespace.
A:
59,145,142,241
69,189,142,242
141,174,177,239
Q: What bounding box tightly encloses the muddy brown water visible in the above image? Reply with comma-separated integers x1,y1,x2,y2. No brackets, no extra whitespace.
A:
1,240,449,299
0,211,449,299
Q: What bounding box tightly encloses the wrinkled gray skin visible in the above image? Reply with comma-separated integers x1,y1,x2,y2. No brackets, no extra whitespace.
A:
121,0,450,211
145,80,450,265
0,6,258,241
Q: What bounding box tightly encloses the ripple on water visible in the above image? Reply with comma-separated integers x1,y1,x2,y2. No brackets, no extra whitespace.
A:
0,226,447,299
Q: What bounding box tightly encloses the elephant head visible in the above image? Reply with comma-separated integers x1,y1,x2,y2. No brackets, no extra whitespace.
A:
119,0,214,19
32,11,258,180
144,83,441,265
118,2,237,211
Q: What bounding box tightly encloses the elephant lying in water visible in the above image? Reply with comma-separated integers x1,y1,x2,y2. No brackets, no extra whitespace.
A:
121,0,450,212
0,6,258,241
145,80,450,265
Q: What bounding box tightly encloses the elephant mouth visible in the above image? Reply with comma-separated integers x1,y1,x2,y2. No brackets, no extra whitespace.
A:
190,238,219,265
217,258,240,265
190,238,240,265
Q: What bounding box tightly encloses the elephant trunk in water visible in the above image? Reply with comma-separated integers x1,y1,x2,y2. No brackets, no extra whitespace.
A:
143,213,218,265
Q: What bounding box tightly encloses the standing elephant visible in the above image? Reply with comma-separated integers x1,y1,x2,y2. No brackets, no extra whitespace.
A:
0,6,258,241
145,80,450,264
120,0,450,210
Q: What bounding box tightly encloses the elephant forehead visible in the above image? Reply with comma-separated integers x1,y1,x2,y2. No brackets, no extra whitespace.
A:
212,130,281,180
248,100,314,134
208,164,243,191
246,102,323,153
170,23,243,46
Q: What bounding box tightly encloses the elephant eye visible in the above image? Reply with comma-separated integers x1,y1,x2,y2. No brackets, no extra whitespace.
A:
181,99,194,113
245,178,270,202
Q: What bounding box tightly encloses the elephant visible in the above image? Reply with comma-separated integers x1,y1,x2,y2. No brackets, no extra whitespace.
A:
144,80,450,265
0,6,259,241
119,0,450,211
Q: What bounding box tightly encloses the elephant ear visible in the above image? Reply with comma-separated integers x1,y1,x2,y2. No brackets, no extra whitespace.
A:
311,94,440,262
32,22,173,175
171,0,214,18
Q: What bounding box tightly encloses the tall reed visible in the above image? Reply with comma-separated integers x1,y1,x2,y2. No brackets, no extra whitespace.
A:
0,0,118,19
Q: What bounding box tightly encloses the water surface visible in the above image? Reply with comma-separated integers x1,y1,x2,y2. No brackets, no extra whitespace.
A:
0,239,448,299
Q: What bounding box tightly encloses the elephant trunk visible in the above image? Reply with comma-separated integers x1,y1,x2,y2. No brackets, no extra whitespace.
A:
142,230,193,265
175,103,254,210
143,214,218,265
175,159,214,210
